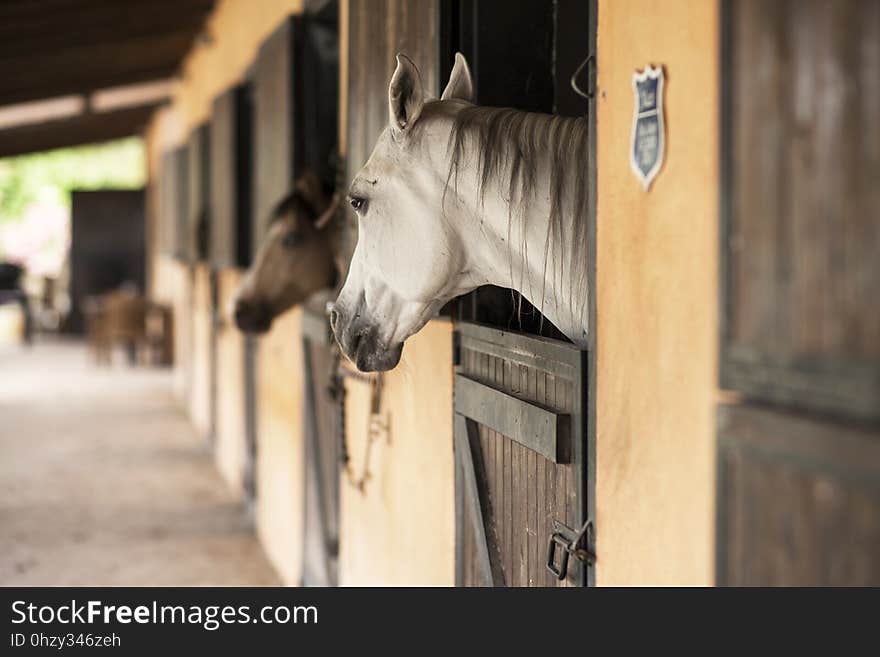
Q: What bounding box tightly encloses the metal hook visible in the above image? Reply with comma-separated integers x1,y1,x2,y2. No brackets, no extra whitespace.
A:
570,54,595,100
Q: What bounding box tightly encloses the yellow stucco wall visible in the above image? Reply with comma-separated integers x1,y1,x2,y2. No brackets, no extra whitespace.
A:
154,256,192,404
339,320,455,586
595,0,719,585
145,1,307,585
214,268,248,498
145,0,306,370
145,0,304,291
189,264,213,439
255,309,305,586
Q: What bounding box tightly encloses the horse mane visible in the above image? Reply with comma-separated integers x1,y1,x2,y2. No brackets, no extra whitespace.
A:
423,100,590,327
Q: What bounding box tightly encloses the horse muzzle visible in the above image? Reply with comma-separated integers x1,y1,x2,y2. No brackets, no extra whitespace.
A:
330,307,403,372
233,298,274,334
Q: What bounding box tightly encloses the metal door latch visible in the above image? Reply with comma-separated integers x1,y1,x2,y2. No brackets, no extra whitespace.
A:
546,518,595,581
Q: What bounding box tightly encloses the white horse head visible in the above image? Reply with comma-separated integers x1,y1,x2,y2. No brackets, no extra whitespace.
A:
332,53,589,371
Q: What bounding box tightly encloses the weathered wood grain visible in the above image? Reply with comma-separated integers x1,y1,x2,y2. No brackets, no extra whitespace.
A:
723,0,880,420
717,403,880,586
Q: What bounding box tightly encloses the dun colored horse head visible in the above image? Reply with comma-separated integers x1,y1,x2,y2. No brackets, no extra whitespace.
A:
233,171,338,334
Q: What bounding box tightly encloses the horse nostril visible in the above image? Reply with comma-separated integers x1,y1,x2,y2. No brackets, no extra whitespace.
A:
234,301,252,328
329,309,339,332
350,331,362,354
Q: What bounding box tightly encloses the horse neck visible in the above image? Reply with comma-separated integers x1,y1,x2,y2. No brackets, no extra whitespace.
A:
453,155,588,348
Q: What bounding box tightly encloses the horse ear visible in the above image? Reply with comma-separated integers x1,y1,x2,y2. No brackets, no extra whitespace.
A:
292,170,340,230
441,52,474,102
388,53,424,134
295,170,325,209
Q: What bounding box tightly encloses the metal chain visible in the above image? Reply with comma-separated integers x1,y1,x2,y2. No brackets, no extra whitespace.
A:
328,340,388,494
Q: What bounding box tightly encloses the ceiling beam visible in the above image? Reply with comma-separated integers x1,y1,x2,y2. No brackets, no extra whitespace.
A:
0,27,199,69
0,11,211,56
0,67,180,108
0,104,161,158
0,0,213,22
0,0,216,108
0,30,197,106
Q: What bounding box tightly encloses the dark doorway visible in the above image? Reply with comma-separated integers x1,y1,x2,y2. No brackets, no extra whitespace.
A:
66,189,145,334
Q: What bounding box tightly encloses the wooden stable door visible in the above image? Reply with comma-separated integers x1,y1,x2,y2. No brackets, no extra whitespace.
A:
718,0,880,585
717,405,880,585
454,324,590,587
300,308,342,587
447,0,595,587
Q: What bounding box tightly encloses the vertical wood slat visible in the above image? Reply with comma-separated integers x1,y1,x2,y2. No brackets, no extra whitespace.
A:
553,375,566,587
498,357,508,582
527,363,538,585
510,365,523,585
542,369,555,586
502,357,513,583
488,354,500,580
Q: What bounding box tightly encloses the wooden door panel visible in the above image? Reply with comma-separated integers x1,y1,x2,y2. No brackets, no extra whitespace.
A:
722,0,880,420
161,147,189,262
210,84,253,269
159,150,176,257
719,0,880,586
301,308,342,587
717,404,880,586
344,0,440,266
454,323,587,587
252,16,300,254
186,123,210,263
209,89,235,267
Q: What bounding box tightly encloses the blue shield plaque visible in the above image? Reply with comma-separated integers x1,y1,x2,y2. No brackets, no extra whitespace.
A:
630,65,665,190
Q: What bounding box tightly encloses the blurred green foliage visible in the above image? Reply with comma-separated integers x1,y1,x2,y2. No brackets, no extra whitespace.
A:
0,138,145,224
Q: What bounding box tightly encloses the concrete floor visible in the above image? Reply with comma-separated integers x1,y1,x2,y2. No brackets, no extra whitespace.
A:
0,339,279,586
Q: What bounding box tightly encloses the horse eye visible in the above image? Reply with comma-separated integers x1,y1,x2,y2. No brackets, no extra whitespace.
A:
349,196,367,213
282,231,300,248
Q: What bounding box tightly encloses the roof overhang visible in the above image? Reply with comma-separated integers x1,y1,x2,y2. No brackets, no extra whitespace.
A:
0,0,215,156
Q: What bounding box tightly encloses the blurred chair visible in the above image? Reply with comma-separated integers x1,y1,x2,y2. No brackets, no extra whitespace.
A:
104,290,147,365
85,290,173,367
